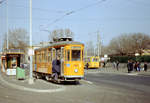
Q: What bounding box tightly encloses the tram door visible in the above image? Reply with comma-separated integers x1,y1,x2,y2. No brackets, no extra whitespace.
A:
61,47,64,76
52,48,56,61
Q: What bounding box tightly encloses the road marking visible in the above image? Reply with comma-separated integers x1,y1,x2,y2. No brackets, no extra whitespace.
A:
81,80,93,84
127,73,138,76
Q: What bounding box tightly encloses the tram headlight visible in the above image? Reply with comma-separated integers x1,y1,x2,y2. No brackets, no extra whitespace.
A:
74,69,78,73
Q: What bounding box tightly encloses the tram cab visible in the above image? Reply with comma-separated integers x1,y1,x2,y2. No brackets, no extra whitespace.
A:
84,56,100,69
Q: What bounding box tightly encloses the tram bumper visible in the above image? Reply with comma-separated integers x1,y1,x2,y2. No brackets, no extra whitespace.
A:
64,75,84,81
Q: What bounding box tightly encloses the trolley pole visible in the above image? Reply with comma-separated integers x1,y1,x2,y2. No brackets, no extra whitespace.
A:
28,0,34,84
97,31,100,57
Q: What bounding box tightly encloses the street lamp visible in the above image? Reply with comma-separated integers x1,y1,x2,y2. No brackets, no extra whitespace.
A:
28,0,34,84
6,0,8,50
0,0,9,50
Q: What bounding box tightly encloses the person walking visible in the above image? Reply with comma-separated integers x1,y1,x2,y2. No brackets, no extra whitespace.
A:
137,62,141,72
116,61,119,71
144,62,148,72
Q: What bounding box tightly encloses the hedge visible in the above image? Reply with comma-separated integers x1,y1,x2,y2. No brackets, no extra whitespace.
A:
110,55,150,63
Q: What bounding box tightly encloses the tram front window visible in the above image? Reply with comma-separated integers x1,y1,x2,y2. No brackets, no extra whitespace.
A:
72,50,81,61
92,58,98,62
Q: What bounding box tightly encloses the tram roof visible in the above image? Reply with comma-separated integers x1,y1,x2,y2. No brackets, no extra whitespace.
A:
2,49,24,55
35,41,84,51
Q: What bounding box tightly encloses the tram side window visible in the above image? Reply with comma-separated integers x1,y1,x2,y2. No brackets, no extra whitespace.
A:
37,54,39,63
66,50,70,61
44,51,47,62
72,50,81,61
52,49,56,60
39,54,42,62
41,53,43,62
48,51,51,62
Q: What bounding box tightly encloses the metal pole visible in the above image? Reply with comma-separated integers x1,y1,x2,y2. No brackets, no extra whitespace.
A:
6,0,8,50
29,0,34,84
97,31,99,57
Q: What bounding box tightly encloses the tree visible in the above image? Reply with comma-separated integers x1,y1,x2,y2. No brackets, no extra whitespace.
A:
3,28,29,52
48,28,74,42
107,33,150,55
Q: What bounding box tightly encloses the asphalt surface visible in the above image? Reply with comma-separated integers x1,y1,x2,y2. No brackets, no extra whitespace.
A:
85,72,150,102
1,69,150,103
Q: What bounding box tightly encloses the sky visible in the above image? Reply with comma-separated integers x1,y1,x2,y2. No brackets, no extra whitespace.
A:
0,0,150,49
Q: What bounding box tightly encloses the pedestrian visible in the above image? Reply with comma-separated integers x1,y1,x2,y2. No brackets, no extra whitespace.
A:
116,61,119,71
103,62,106,68
127,60,130,73
86,63,89,70
144,62,148,72
113,61,116,69
137,62,141,72
127,60,133,73
52,56,61,81
134,61,137,72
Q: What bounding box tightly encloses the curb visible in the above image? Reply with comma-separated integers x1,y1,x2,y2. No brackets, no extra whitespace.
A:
86,70,150,77
0,74,65,93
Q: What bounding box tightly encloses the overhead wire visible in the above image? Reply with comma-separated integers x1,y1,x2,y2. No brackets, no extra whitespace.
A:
42,0,107,29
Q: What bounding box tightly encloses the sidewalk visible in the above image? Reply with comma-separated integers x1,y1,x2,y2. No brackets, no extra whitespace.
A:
85,67,150,76
0,72,65,93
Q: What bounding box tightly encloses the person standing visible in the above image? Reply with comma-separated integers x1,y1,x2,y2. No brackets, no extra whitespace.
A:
116,61,119,71
134,61,137,72
52,56,61,81
137,62,141,72
86,63,89,70
127,60,130,73
144,62,148,72
103,62,106,68
127,60,133,73
113,61,116,69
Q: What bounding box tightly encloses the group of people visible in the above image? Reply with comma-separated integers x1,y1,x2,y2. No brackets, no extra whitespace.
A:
127,60,148,73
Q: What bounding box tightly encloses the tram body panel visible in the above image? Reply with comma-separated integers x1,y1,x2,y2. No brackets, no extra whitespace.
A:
64,61,84,78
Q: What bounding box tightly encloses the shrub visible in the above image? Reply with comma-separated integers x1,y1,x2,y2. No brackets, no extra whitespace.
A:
110,55,150,63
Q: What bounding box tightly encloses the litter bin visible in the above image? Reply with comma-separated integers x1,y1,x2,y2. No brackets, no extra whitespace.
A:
16,67,25,80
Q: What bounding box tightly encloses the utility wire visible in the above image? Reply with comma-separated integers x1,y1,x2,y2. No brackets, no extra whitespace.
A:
42,0,107,29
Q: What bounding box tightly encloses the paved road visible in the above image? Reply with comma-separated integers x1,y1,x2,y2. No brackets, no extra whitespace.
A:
1,72,150,103
85,73,150,103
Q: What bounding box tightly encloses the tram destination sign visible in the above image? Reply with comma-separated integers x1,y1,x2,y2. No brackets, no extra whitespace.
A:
71,46,81,49
7,54,20,57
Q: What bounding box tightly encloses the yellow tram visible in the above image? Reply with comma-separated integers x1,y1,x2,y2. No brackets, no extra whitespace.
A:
33,38,84,82
84,56,100,69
